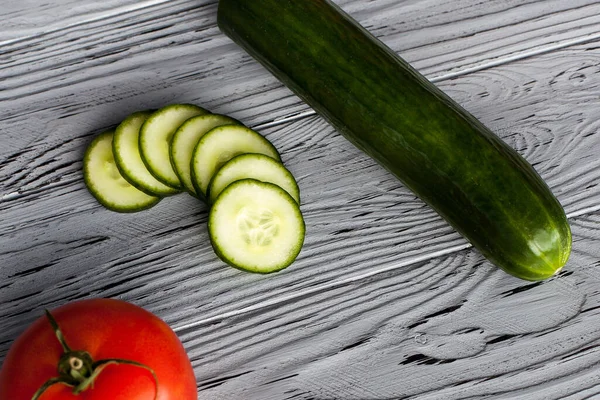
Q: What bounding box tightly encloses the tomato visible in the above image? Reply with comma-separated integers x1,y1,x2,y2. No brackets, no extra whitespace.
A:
0,298,197,400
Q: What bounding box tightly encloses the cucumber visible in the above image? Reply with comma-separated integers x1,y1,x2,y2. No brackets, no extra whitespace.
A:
139,104,208,189
113,111,180,196
218,0,572,281
83,131,160,212
208,179,305,273
190,125,280,196
208,153,300,205
170,114,241,196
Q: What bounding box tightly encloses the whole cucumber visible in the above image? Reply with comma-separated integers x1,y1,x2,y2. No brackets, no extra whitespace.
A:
217,0,571,281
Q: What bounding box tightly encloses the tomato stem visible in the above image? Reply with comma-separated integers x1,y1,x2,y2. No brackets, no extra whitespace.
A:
44,309,71,353
70,357,84,370
57,351,94,382
31,309,160,400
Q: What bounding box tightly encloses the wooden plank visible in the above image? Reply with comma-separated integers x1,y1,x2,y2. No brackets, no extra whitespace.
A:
1,44,599,345
3,0,600,195
4,213,599,399
3,41,599,211
0,0,172,43
344,0,600,78
173,212,600,399
4,0,600,64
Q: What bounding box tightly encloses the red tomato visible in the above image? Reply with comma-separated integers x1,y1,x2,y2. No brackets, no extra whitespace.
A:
0,298,197,400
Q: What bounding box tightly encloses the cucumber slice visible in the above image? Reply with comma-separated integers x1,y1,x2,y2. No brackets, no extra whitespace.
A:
113,111,180,196
84,131,160,212
170,114,241,196
191,125,280,195
139,104,208,189
208,179,305,273
208,153,300,204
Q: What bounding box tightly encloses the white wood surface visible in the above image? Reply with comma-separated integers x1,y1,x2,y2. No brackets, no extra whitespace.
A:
1,0,600,398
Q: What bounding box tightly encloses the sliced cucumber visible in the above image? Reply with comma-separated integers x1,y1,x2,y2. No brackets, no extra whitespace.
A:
84,131,160,212
208,179,305,273
208,153,300,204
170,114,241,196
113,111,180,196
139,104,208,189
191,125,280,196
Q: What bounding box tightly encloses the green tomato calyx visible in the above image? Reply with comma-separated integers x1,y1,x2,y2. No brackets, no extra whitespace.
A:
31,309,159,400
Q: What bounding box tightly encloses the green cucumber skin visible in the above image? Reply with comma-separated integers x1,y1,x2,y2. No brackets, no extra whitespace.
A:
217,0,572,281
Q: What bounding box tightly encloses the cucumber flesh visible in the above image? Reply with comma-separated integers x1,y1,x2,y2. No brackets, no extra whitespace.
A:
139,104,208,189
84,131,160,212
208,153,299,204
208,179,305,273
191,125,280,196
170,114,241,196
113,111,180,196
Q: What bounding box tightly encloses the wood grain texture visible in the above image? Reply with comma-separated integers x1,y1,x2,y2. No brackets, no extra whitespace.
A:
2,43,600,398
2,0,600,398
3,0,600,194
0,0,171,43
176,212,600,400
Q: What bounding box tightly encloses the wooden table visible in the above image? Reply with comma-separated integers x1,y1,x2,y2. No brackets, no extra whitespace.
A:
2,1,600,398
